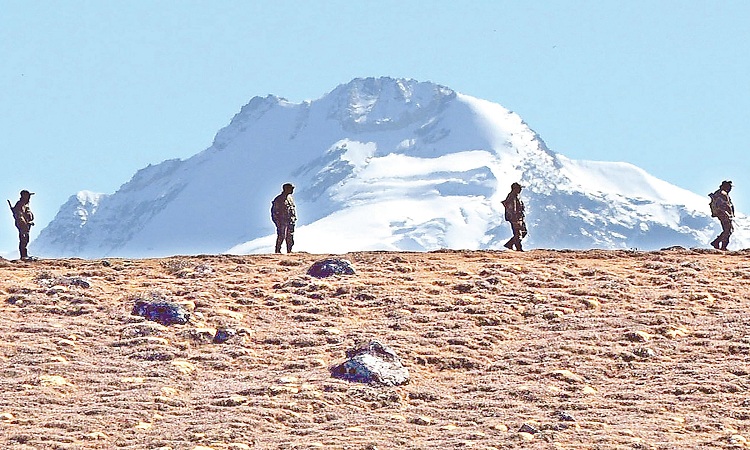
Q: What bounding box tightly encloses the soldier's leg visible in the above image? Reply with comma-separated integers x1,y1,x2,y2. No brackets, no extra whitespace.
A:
719,217,733,250
505,222,521,251
513,222,524,251
504,223,516,249
711,218,723,249
18,229,29,259
275,225,285,253
286,223,295,253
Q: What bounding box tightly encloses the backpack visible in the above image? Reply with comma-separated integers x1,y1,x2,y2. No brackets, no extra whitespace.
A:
708,191,720,217
501,199,512,222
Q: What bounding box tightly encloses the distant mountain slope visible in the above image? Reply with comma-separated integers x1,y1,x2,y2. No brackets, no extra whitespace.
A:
31,77,746,257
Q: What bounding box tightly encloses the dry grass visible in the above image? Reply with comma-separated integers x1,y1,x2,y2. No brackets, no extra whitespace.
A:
1,249,750,449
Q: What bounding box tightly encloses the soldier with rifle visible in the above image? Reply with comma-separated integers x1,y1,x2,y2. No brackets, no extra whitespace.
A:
271,183,297,253
8,190,35,261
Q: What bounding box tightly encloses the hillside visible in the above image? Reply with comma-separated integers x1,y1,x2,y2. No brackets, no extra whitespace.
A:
1,249,750,449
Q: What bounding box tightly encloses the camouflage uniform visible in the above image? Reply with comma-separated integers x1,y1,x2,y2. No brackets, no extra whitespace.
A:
271,183,297,253
710,181,734,250
502,183,527,251
11,190,35,260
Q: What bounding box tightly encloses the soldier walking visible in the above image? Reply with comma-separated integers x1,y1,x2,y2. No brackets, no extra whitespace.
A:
9,190,35,260
709,180,734,250
271,183,297,253
502,182,527,251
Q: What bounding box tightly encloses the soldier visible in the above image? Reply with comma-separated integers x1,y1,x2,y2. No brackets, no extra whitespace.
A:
709,180,734,250
271,183,297,253
10,190,35,260
502,182,527,251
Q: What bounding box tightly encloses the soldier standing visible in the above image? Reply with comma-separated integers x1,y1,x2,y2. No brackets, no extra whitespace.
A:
502,182,527,251
10,190,35,260
271,183,297,253
709,180,734,250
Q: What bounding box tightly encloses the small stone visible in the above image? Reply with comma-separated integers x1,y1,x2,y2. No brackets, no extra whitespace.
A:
155,396,186,407
543,310,564,320
518,423,539,434
0,412,14,421
39,375,70,387
582,385,597,395
228,444,251,450
171,360,197,374
664,327,690,338
213,328,237,344
215,395,249,407
134,421,152,430
518,432,535,441
161,387,179,396
550,369,586,384
491,423,509,432
121,377,144,384
729,435,747,446
555,411,576,422
68,277,91,288
632,347,656,358
189,327,217,343
581,298,601,309
84,431,108,440
411,416,433,426
625,330,652,342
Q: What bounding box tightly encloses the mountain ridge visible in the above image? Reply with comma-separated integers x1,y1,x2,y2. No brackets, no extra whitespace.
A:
31,77,746,257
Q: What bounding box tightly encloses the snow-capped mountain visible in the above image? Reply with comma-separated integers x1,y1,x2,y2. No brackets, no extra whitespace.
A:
31,77,747,258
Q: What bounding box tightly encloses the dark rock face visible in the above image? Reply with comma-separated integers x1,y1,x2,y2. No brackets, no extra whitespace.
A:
331,340,409,386
132,300,190,326
307,258,356,278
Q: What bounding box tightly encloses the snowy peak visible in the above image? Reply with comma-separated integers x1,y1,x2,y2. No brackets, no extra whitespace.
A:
327,77,456,131
30,76,746,258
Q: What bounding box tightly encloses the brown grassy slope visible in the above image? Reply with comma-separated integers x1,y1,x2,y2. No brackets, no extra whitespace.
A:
0,249,749,450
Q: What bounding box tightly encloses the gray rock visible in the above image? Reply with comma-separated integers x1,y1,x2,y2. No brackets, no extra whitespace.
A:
213,328,237,344
331,340,409,386
131,299,190,326
555,411,576,422
307,258,356,278
518,423,539,434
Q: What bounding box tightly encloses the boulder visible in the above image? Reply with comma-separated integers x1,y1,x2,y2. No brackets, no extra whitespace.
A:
331,340,409,386
132,300,190,326
307,258,356,278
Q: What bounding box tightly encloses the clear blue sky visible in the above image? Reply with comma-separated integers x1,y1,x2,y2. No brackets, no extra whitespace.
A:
2,0,749,257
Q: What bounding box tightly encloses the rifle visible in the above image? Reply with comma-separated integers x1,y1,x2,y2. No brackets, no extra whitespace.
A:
7,199,15,220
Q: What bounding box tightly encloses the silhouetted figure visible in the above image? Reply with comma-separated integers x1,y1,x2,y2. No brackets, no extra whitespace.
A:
709,180,734,250
10,190,35,260
502,182,527,251
271,183,297,253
